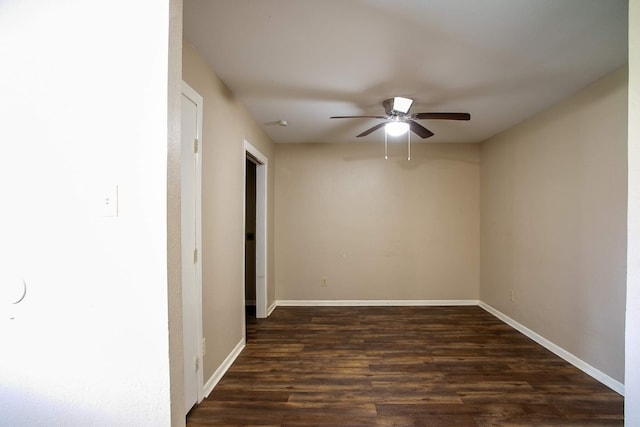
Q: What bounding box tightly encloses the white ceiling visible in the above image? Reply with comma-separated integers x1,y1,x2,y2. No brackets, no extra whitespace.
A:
183,0,628,144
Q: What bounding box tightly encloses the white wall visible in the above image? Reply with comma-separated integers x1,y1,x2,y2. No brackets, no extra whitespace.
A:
0,1,178,425
480,67,627,385
626,0,640,418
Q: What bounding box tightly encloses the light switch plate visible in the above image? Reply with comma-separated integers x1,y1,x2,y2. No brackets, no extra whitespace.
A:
100,185,119,217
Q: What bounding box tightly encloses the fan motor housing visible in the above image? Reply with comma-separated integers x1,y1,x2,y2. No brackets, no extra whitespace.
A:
383,97,413,116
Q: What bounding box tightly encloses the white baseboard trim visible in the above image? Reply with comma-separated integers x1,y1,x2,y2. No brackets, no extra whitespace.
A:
478,301,624,396
267,300,277,316
276,299,479,307
202,337,245,398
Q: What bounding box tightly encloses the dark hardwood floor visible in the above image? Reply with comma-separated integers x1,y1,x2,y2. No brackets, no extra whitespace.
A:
187,306,623,426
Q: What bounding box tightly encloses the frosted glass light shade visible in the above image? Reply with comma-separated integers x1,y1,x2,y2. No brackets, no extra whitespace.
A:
385,121,410,136
392,97,413,113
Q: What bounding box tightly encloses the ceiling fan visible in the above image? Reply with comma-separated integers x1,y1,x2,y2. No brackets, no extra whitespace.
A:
330,97,470,139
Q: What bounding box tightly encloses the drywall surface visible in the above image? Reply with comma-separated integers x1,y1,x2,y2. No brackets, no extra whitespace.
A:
480,67,628,383
0,0,175,425
627,0,640,418
182,41,276,382
275,142,480,301
167,0,185,424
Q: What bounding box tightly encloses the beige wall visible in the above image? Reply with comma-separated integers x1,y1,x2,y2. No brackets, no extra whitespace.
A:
627,0,640,418
167,0,184,424
480,67,628,382
182,42,276,381
275,142,480,301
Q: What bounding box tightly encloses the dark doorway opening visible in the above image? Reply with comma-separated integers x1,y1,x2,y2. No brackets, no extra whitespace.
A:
245,157,258,334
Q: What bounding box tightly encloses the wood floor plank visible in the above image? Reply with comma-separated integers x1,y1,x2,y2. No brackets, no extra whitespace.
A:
186,306,623,426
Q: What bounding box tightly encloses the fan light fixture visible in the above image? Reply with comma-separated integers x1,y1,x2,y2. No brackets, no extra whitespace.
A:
329,96,470,159
392,96,413,114
385,121,410,136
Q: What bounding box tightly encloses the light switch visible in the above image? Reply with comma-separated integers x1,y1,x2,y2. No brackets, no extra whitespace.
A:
100,185,119,217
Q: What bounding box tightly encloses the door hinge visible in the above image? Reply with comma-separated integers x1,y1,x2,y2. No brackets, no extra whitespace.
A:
193,248,198,263
193,138,199,154
195,356,200,371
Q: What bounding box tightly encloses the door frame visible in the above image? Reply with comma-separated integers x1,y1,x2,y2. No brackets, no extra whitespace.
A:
243,140,268,319
181,81,204,407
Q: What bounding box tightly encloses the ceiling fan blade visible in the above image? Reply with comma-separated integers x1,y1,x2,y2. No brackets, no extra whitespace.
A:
408,120,435,139
412,112,471,121
356,122,387,137
330,115,387,119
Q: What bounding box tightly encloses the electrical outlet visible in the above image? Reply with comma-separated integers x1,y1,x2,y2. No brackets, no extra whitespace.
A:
321,277,328,287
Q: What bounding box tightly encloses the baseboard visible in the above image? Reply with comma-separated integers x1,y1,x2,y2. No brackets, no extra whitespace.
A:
267,300,277,316
276,299,479,307
202,338,245,398
478,301,625,396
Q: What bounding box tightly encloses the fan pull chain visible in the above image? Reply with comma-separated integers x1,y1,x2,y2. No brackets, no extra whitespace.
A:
384,131,388,160
407,130,411,161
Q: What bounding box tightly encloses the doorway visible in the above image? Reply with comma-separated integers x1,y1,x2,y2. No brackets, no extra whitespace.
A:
245,157,257,321
244,140,268,321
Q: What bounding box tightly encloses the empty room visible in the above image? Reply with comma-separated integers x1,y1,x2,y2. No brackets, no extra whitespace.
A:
181,0,629,425
1,0,639,426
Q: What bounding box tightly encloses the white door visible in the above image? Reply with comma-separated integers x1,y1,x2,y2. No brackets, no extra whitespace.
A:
181,83,203,413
